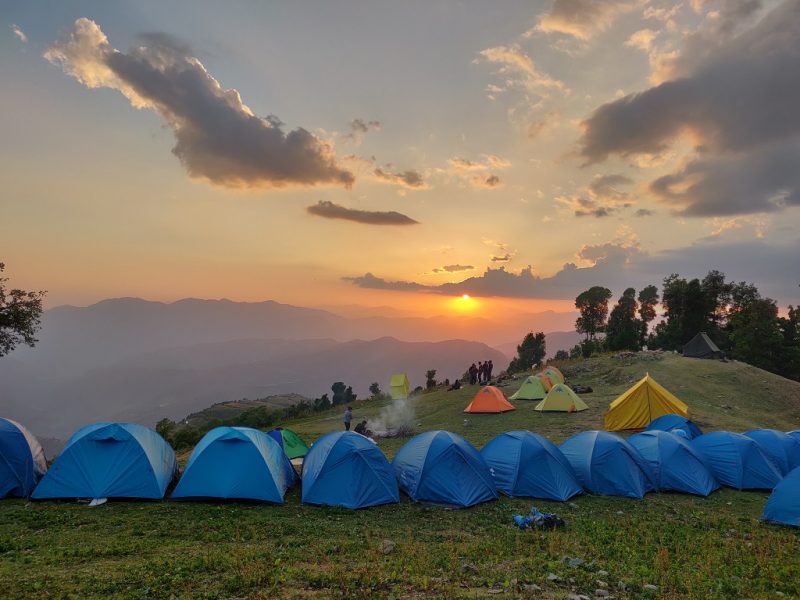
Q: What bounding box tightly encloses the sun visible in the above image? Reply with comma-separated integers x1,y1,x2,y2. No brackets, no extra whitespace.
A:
462,294,470,301
450,293,478,313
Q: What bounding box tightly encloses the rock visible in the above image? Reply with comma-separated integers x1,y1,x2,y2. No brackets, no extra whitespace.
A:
546,573,561,583
597,570,609,577
380,539,395,555
461,563,479,575
595,590,610,598
616,510,624,515
569,502,579,509
644,583,658,592
617,581,628,592
567,594,589,600
563,556,585,568
523,584,542,592
487,589,504,595
596,580,608,589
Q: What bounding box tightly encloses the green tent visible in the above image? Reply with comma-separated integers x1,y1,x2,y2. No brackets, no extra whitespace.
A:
534,384,588,412
390,373,410,400
509,375,548,400
683,332,722,359
544,366,565,384
268,428,309,459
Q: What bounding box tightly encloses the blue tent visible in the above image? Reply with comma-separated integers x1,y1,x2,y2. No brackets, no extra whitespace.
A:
559,431,654,499
691,432,782,490
393,431,497,507
628,431,719,496
32,423,177,500
645,414,703,440
0,418,47,498
743,429,800,475
480,431,582,501
763,466,800,527
301,431,398,509
787,430,800,444
172,427,296,502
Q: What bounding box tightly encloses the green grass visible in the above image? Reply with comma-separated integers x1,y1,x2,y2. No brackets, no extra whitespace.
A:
2,353,800,599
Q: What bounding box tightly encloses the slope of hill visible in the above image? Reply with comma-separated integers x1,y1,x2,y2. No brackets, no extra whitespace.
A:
183,393,312,426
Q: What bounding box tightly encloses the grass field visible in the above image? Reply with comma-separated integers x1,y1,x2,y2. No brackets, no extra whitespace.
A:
2,353,800,599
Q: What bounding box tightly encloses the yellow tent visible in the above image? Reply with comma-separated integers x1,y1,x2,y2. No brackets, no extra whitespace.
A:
544,366,565,384
389,373,410,400
510,375,548,401
534,383,588,412
604,374,689,431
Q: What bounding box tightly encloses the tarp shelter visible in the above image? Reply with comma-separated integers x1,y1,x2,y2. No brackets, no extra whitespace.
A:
0,418,47,498
389,373,411,400
32,423,176,501
173,427,295,502
481,431,582,501
509,376,548,401
560,431,654,499
463,386,515,414
683,332,722,359
743,429,800,475
301,431,398,509
393,430,497,507
645,414,703,440
763,466,800,527
604,374,689,431
544,366,565,384
691,432,782,490
534,384,588,413
267,428,309,459
536,373,554,392
628,431,719,496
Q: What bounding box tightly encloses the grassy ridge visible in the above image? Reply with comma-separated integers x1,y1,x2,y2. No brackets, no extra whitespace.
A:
2,353,800,599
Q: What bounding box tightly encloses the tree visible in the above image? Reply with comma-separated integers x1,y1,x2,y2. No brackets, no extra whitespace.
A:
606,288,641,351
575,286,612,341
508,332,546,373
637,285,659,346
728,297,784,373
554,349,569,361
369,382,382,398
0,262,46,357
425,369,437,389
331,382,355,405
569,344,582,359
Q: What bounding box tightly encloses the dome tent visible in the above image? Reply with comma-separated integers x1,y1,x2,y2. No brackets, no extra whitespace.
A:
534,384,588,412
691,432,782,490
0,418,47,498
559,431,654,499
543,366,565,384
393,431,497,507
173,427,296,503
480,431,582,501
463,386,515,414
301,431,398,509
743,429,800,475
604,374,689,431
509,376,548,401
32,423,176,501
645,414,703,440
628,431,719,496
267,427,309,459
763,466,800,527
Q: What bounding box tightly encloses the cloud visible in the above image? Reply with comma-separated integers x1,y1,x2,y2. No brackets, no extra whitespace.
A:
634,208,655,217
477,45,567,93
343,118,381,144
432,264,475,273
556,173,634,217
373,167,426,189
306,201,419,226
625,29,658,52
536,0,637,40
447,154,509,190
471,174,502,189
341,272,427,291
45,18,354,190
11,24,28,43
588,173,633,199
491,253,512,262
577,1,800,216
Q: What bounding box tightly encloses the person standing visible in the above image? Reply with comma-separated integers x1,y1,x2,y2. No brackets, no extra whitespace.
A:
477,361,484,384
343,406,353,431
469,363,478,385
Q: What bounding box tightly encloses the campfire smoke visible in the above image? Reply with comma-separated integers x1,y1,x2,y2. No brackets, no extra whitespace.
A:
370,399,416,438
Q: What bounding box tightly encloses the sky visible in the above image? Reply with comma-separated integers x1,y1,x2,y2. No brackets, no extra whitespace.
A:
1,0,799,319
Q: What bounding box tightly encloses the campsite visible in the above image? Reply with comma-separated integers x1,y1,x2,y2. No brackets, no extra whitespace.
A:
2,352,800,599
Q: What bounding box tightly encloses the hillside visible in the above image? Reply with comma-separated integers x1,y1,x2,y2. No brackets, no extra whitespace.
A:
2,353,800,599
184,393,312,426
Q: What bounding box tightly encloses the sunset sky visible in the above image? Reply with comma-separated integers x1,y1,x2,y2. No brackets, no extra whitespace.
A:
2,0,799,318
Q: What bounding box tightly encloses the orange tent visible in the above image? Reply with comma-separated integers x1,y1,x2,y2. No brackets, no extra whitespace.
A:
536,373,554,391
464,386,516,413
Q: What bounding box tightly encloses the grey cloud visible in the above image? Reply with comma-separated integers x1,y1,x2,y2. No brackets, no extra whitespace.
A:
432,264,475,273
307,201,419,225
45,18,354,190
635,208,655,217
588,173,633,199
341,272,428,291
350,119,381,134
537,0,634,39
11,24,28,43
491,253,512,262
472,174,501,189
373,167,426,188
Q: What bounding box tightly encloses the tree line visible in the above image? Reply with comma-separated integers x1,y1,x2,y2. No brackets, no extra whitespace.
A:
570,271,799,381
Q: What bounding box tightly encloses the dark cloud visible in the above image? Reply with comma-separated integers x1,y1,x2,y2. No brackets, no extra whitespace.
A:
350,119,380,134
373,167,426,188
307,201,419,226
491,253,512,262
432,264,475,273
341,272,427,291
578,1,800,216
588,173,633,199
472,174,501,189
45,18,354,190
634,208,655,217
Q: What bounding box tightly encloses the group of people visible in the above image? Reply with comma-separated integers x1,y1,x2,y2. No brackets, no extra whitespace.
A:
342,406,373,437
467,360,494,385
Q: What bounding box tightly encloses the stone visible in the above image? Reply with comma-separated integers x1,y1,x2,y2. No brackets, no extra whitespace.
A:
595,590,610,598
617,581,628,592
597,570,609,577
596,580,608,588
461,563,479,575
380,539,395,555
546,573,561,582
523,583,542,592
644,583,658,592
